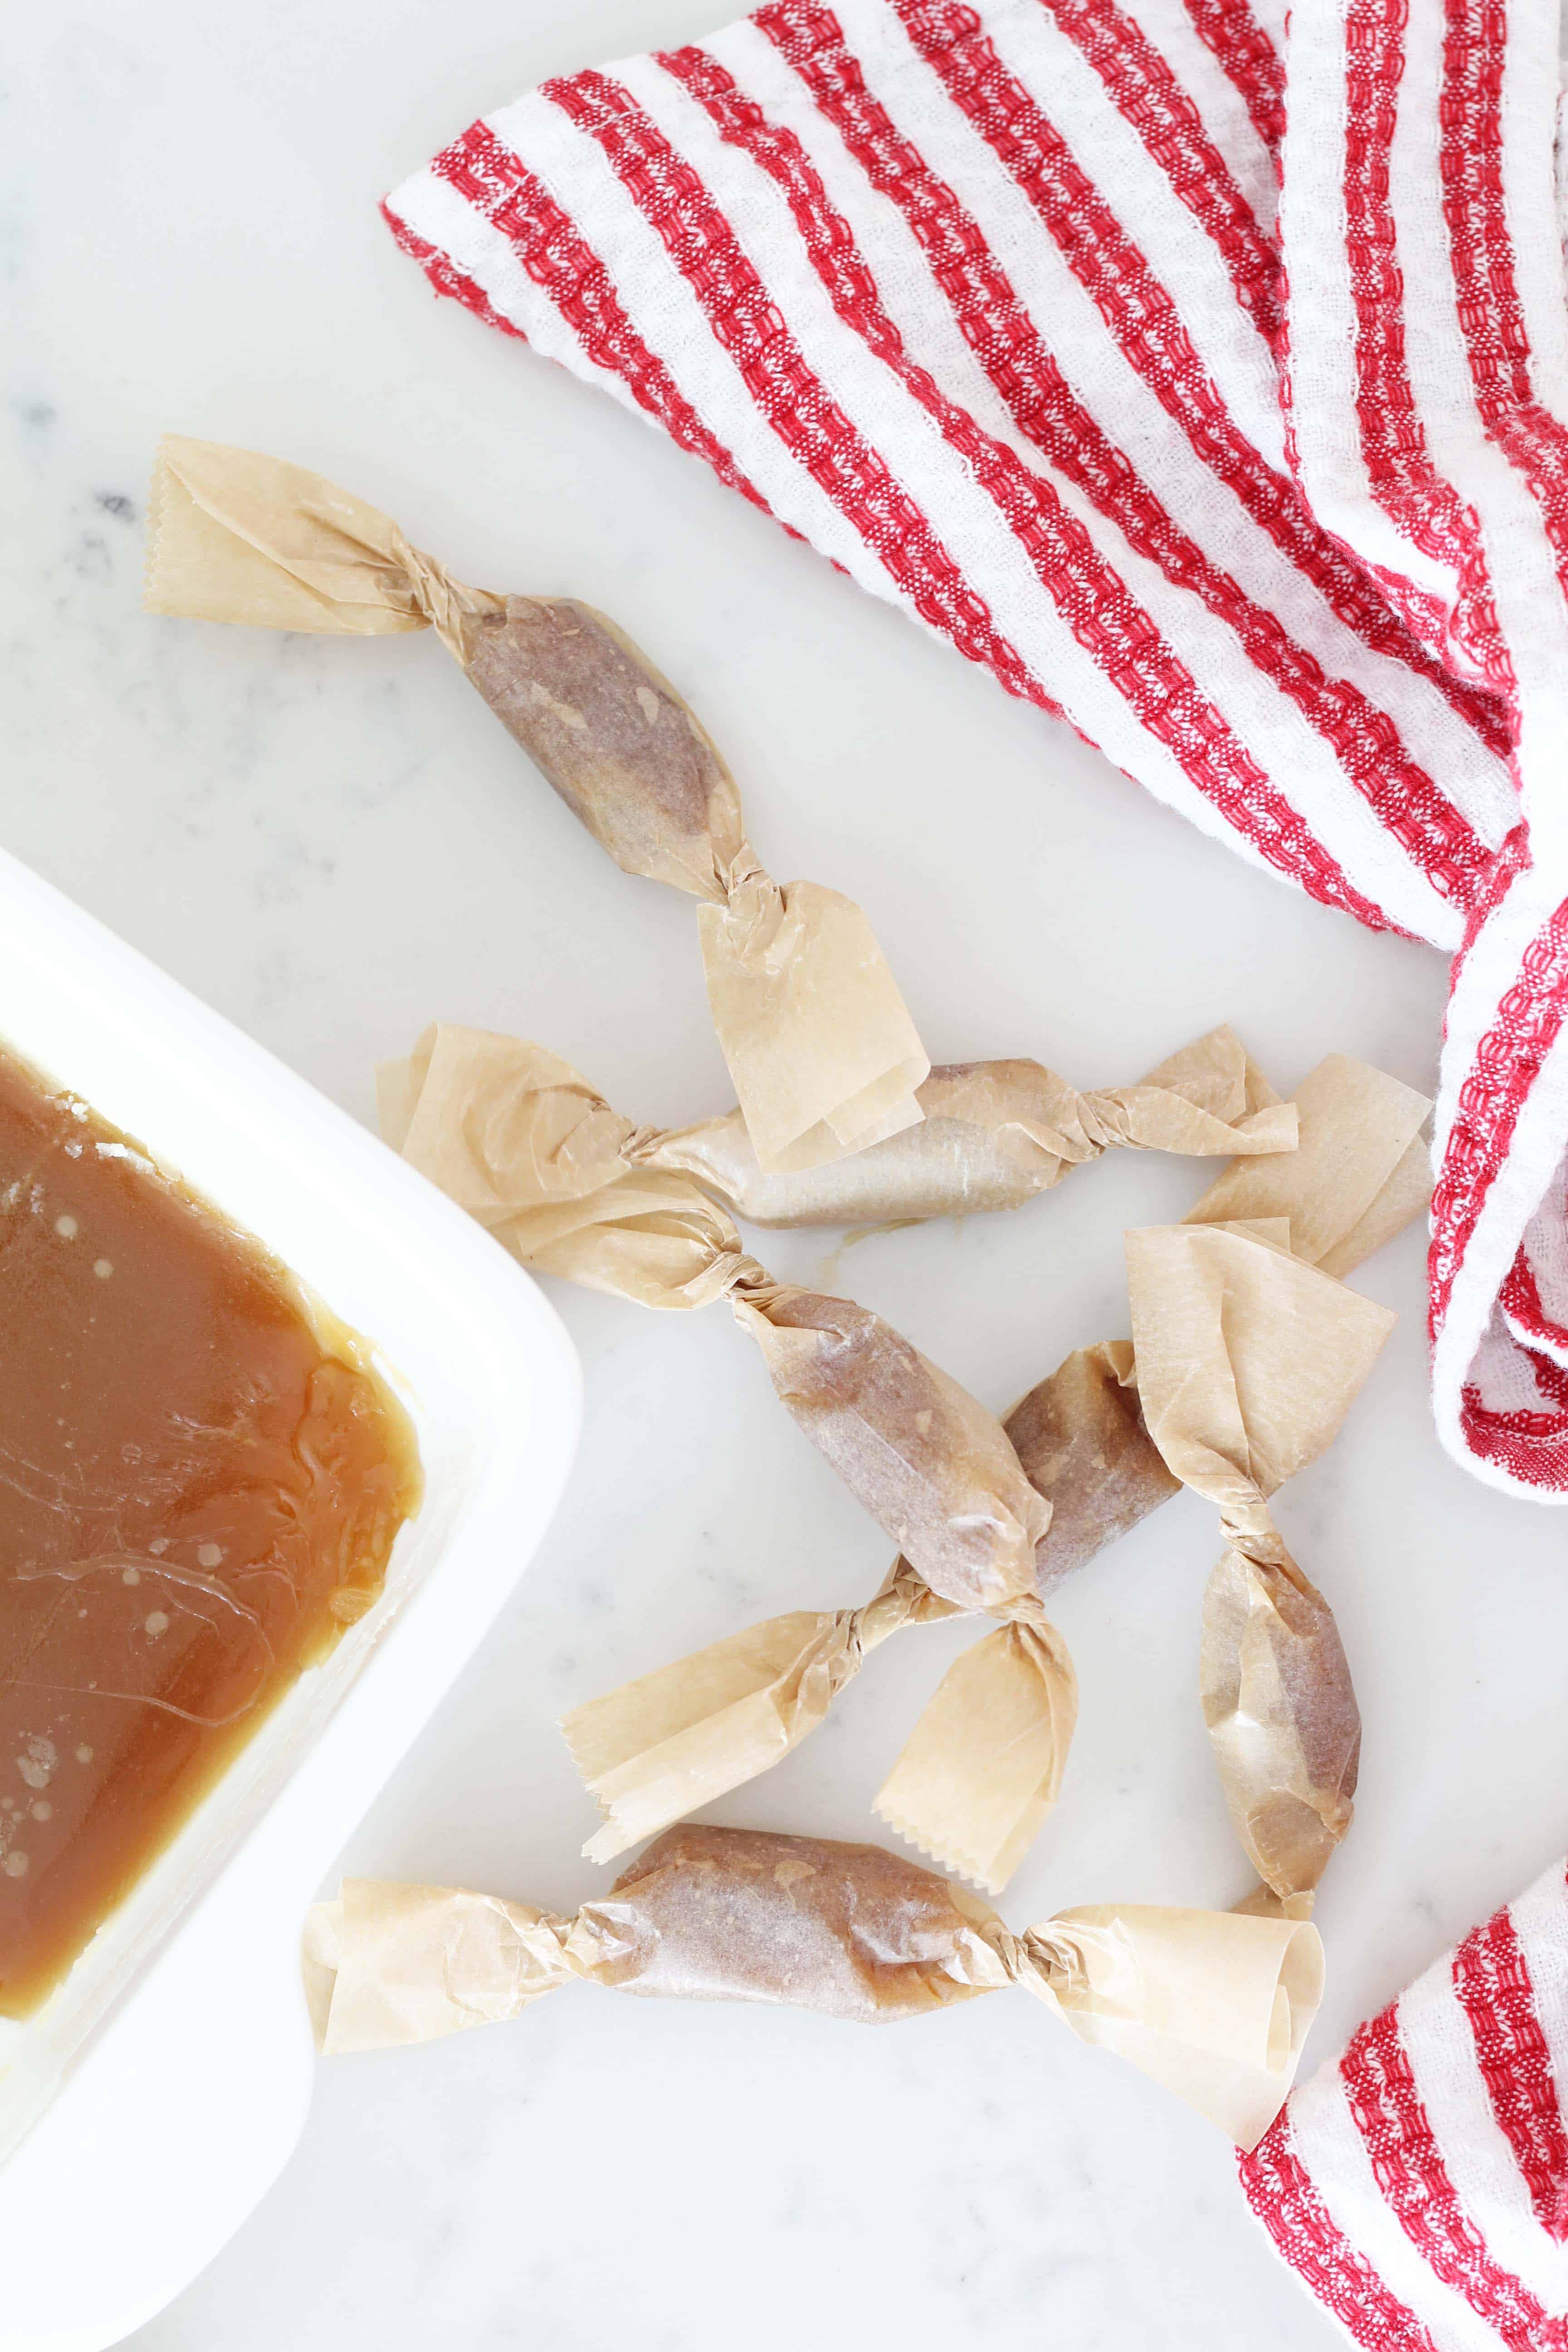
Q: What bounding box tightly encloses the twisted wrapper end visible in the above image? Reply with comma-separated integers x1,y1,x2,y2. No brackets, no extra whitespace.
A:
1065,1024,1296,1164
979,1901,1325,2150
562,1558,952,1864
304,1882,580,2056
376,1024,647,1224
1124,1221,1396,1904
1233,1882,1318,1921
558,1553,1074,1888
144,436,503,658
379,1027,1053,1608
306,1831,1323,2149
698,854,930,1174
1184,1054,1432,1271
873,1591,1078,1892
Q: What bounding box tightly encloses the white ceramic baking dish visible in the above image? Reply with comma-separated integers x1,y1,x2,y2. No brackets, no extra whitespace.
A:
0,848,580,2351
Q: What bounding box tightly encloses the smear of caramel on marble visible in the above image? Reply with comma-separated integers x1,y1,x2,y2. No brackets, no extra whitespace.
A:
0,1047,420,2016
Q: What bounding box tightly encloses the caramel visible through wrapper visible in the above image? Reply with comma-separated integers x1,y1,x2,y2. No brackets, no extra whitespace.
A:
653,1024,1296,1225
1007,1339,1180,1590
145,441,930,1176
461,597,748,902
463,602,931,1171
1125,1222,1396,1899
731,1282,1049,1613
0,1044,421,2015
1201,1549,1359,1900
306,1824,1324,2148
383,1019,1295,1240
554,1053,1429,1900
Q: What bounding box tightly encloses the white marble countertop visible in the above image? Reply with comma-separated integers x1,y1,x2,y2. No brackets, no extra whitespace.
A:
7,3,1568,2345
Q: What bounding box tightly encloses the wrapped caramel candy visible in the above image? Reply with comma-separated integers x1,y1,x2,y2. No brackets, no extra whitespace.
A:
637,1025,1292,1224
303,1823,1324,2151
1125,1224,1392,1907
379,1026,1052,1618
144,437,926,1175
368,1020,1292,1878
375,1021,1290,1235
561,1058,1429,1894
562,1351,1136,1890
1167,1055,1431,1912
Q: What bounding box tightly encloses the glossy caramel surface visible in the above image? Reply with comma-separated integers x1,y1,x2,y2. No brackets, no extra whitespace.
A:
0,1048,420,2015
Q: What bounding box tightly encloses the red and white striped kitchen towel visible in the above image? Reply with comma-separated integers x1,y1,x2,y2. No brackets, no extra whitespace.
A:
1240,1855,1568,2347
384,0,1568,1503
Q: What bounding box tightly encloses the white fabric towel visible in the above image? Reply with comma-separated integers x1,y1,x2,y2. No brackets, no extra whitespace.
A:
1241,1854,1568,2347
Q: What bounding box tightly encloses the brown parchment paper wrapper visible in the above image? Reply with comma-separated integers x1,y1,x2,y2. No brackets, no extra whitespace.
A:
1125,1224,1398,1902
657,1025,1294,1224
560,1058,1430,1892
144,436,927,1173
1183,1053,1431,1274
378,1027,1049,1615
303,1824,1323,2150
560,1344,1144,1887
1232,1883,1318,1922
377,1021,1294,1239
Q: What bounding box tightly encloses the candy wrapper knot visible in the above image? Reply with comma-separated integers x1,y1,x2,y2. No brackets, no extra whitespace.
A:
305,1826,1323,2151
1125,1222,1396,1902
696,867,930,1171
382,1024,1052,1615
147,436,503,658
381,1020,1295,1240
145,440,929,1174
557,1054,1426,1899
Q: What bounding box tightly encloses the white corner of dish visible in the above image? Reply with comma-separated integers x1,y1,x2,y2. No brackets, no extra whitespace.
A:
0,849,581,2348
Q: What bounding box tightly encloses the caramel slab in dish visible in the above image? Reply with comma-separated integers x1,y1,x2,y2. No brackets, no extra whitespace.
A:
0,1044,420,2017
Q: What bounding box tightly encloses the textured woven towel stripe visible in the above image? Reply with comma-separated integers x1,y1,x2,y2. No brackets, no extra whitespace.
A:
407,67,1433,920
892,0,1286,461
384,0,1568,1500
882,0,1510,863
1500,1865,1568,2225
1447,1899,1568,2263
1182,0,1286,152
1122,0,1279,203
664,27,1495,931
1240,1860,1568,2348
1402,1959,1568,2310
388,0,1506,935
1316,0,1568,1500
588,43,1301,764
793,1,1510,831
757,0,1514,803
1500,1196,1568,1366
596,29,1460,928
1240,2129,1446,2350
1039,0,1281,338
1340,2008,1560,2342
385,151,779,517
